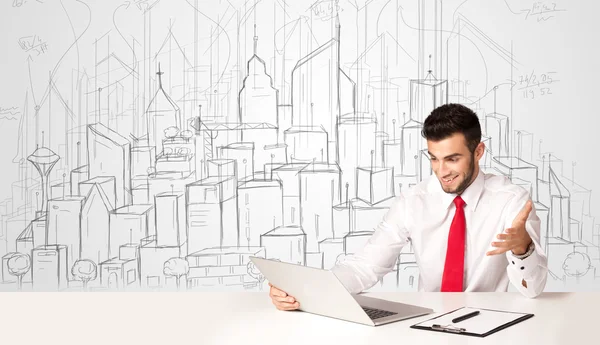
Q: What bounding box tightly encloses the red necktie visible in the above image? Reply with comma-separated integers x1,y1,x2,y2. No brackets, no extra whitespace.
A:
441,196,466,292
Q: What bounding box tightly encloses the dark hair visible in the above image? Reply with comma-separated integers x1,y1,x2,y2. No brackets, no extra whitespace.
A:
421,103,481,153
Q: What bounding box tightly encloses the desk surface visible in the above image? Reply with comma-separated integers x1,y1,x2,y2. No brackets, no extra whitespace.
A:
1,291,598,345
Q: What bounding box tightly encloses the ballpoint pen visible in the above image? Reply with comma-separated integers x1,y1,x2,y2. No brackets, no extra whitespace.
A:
431,324,466,333
452,310,480,323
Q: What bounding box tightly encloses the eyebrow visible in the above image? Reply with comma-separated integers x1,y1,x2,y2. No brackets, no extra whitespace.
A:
428,152,463,159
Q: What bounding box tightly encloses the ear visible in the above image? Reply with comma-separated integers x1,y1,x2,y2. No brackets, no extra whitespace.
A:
475,141,485,161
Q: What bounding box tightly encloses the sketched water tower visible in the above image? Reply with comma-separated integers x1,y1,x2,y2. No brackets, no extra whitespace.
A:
27,147,60,216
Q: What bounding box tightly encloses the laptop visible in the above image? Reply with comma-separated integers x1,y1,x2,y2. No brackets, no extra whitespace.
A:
249,256,434,326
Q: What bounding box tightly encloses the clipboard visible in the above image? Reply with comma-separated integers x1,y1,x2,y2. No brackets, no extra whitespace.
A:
410,306,534,337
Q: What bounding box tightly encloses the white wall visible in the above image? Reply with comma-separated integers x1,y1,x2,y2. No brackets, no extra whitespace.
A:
0,0,598,293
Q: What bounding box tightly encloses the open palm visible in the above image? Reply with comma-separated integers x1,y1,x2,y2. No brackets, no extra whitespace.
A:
486,200,533,256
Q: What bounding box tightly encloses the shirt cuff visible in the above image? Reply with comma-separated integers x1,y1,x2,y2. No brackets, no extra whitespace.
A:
506,246,541,280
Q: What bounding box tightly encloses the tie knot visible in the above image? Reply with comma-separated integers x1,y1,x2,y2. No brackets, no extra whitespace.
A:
454,196,465,208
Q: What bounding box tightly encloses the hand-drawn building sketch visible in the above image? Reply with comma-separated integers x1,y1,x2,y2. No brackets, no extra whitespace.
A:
0,0,598,294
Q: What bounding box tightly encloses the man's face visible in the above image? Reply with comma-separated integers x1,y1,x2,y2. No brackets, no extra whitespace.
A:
427,133,483,194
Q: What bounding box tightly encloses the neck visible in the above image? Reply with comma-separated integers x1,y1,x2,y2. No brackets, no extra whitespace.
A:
460,167,479,195
455,161,479,196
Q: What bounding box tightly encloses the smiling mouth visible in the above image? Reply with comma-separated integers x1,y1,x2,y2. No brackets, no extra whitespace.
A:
442,175,458,184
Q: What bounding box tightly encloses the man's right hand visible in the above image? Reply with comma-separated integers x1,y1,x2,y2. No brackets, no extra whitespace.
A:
269,283,300,311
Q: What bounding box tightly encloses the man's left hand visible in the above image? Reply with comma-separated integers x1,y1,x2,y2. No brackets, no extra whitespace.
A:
486,200,533,256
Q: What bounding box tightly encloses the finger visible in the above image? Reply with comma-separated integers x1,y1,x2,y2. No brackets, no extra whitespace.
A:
496,233,512,241
272,299,292,310
515,200,533,223
272,299,299,310
288,302,300,310
504,228,517,234
277,302,300,311
491,241,512,249
273,295,296,304
270,286,287,297
486,248,509,256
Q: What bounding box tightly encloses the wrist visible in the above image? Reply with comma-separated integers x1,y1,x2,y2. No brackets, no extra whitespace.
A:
512,241,535,259
512,244,529,255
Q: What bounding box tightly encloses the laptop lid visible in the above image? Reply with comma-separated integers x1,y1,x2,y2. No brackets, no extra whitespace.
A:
250,256,374,326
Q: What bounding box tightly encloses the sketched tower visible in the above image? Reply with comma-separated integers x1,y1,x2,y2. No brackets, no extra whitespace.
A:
27,146,60,215
290,14,355,164
237,24,280,174
146,63,181,160
238,24,278,126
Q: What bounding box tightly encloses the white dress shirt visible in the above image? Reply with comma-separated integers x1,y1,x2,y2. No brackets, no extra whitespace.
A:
331,169,549,298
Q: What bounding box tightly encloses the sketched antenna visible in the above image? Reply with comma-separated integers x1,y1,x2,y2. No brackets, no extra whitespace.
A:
157,62,165,86
345,182,349,207
424,54,437,81
253,23,258,55
346,181,352,234
428,54,432,76
493,86,498,113
27,146,60,214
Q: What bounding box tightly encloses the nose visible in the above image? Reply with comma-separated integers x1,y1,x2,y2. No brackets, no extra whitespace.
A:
438,161,451,177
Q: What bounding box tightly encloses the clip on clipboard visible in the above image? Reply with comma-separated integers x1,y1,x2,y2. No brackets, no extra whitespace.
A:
410,307,534,338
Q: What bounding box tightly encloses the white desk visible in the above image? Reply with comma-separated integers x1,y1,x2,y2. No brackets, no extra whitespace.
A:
1,291,598,344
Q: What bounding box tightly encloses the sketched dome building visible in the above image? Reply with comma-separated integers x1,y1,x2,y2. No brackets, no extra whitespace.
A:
28,147,60,166
145,64,181,159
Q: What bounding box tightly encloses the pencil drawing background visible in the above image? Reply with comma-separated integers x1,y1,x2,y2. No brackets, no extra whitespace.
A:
0,0,598,292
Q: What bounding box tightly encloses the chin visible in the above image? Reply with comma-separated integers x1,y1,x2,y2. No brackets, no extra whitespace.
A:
439,179,463,194
442,186,457,193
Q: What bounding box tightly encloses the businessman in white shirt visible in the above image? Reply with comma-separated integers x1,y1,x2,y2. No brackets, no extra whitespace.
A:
269,103,548,311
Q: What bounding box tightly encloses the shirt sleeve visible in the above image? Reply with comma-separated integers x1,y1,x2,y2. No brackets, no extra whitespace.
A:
330,195,411,294
503,189,548,298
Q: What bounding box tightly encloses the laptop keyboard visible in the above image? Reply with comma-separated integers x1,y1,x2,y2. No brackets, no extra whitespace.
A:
362,307,398,320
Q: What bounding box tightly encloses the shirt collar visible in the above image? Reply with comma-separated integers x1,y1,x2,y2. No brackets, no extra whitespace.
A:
435,168,485,212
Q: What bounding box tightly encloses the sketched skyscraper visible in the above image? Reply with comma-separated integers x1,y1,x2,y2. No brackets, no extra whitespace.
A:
239,25,278,126
27,147,60,215
291,14,355,164
46,196,85,279
87,123,132,208
146,64,181,159
186,159,239,254
238,25,280,172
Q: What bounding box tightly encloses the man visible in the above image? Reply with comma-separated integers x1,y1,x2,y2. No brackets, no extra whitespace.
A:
269,103,548,311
